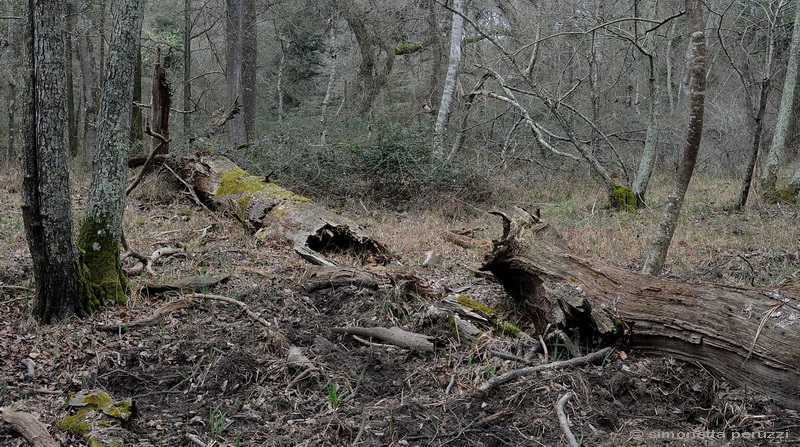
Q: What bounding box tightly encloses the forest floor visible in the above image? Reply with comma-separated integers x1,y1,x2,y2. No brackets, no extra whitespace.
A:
1,166,800,446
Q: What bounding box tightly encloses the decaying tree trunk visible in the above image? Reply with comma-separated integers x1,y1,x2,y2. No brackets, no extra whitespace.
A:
481,207,800,410
176,152,387,265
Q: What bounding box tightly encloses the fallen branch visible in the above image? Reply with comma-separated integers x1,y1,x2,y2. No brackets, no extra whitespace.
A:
481,347,613,392
126,127,170,196
331,326,435,352
0,406,59,447
556,392,579,447
444,230,493,251
95,298,198,332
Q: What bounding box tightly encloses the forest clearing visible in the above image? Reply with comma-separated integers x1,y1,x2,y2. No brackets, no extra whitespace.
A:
4,0,800,445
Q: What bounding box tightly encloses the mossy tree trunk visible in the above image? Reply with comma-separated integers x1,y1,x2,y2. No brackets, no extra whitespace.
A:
481,208,800,411
21,0,86,323
177,152,387,266
77,0,144,311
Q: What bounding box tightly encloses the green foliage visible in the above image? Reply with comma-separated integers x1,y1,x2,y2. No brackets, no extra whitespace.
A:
236,122,491,210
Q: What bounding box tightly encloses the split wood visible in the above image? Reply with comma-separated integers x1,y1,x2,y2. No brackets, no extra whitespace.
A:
480,347,613,392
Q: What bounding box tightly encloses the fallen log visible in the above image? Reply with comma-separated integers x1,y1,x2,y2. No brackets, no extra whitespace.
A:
176,152,387,266
480,207,800,410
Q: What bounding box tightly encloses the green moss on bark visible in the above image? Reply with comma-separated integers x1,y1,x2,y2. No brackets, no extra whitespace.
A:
762,186,799,204
607,183,637,212
77,214,128,312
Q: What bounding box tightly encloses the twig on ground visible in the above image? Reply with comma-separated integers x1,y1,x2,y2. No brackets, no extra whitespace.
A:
352,410,370,446
162,163,219,221
490,350,529,364
481,347,613,392
556,392,580,447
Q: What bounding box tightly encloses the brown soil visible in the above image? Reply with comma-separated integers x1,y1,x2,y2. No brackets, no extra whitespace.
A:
1,173,798,447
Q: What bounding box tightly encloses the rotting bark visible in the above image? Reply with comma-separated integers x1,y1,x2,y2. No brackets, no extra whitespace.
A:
176,152,387,265
480,207,800,411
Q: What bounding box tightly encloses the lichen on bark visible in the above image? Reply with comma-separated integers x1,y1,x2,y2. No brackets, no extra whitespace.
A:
77,214,128,311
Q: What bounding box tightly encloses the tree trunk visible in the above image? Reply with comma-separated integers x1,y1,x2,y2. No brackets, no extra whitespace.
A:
183,0,192,138
22,0,85,323
65,2,77,158
631,55,660,206
319,13,338,146
77,0,145,310
481,207,800,411
150,48,170,155
130,37,143,154
77,0,98,162
225,0,245,143
736,75,770,209
176,152,388,266
432,0,464,159
760,0,800,196
241,0,256,140
641,0,706,276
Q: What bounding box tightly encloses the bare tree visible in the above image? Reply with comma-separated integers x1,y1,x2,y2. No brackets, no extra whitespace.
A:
21,0,85,322
225,0,256,143
642,0,706,276
432,0,464,159
760,0,800,199
77,0,145,306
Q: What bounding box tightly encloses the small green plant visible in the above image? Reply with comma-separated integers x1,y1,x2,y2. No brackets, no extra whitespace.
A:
326,381,341,409
209,406,227,437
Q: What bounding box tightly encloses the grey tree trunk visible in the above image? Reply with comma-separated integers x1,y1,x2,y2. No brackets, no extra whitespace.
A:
241,0,256,140
320,14,338,146
642,0,706,276
760,0,800,194
432,0,464,159
77,0,98,162
77,0,145,308
183,0,192,137
21,0,85,323
225,0,244,142
631,55,660,205
65,2,77,158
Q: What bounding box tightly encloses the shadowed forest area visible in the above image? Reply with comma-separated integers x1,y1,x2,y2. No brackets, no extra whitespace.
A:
1,0,800,446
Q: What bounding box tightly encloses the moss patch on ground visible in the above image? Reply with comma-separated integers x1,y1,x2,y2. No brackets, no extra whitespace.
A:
606,183,637,212
455,295,521,337
58,391,134,446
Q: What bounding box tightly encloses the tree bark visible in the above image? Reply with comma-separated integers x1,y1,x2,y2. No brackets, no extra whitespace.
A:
481,207,800,411
641,0,706,276
760,0,800,196
240,0,256,140
22,0,85,323
183,0,192,137
77,0,98,163
65,2,77,158
631,54,660,206
150,48,171,155
432,0,464,159
225,0,244,142
77,0,145,311
176,152,388,266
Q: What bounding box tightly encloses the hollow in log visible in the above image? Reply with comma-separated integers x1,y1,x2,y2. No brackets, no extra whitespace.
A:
176,151,387,265
480,207,800,410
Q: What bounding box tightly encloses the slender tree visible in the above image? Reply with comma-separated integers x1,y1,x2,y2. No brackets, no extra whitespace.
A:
77,0,145,306
432,0,464,159
225,0,256,142
641,0,706,276
21,0,85,322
